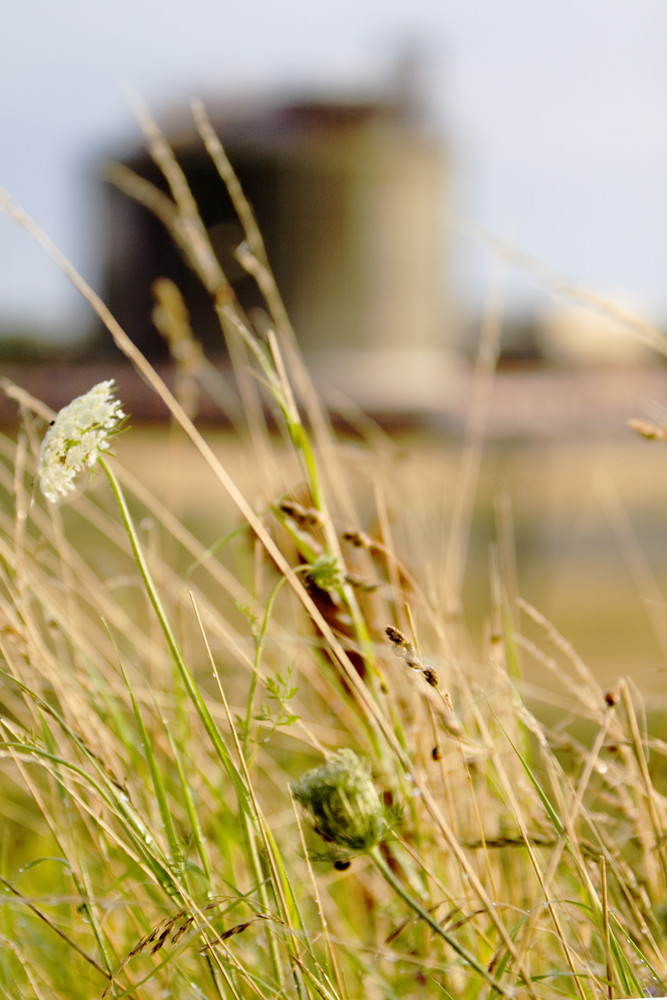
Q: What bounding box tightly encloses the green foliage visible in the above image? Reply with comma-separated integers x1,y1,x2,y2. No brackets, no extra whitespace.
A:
254,663,300,732
305,554,343,592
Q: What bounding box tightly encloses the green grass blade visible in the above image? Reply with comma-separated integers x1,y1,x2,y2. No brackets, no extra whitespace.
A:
123,671,182,867
499,716,565,836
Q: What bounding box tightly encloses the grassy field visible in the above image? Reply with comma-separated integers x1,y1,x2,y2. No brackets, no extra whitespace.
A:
1,100,667,999
115,425,667,698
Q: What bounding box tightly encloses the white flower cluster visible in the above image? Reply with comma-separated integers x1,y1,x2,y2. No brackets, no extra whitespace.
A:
37,380,125,503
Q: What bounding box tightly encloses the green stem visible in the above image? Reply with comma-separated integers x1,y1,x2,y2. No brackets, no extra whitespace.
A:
98,456,286,988
369,846,513,997
99,456,187,686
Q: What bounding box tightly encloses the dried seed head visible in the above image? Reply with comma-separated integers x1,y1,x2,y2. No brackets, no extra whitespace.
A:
278,499,323,528
385,624,423,671
342,529,372,548
422,667,439,688
385,625,408,647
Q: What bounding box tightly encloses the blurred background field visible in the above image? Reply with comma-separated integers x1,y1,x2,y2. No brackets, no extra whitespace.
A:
5,355,667,710
108,417,667,705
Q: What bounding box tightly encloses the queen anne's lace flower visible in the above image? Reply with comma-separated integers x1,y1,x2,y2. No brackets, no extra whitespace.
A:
37,380,125,503
291,749,388,853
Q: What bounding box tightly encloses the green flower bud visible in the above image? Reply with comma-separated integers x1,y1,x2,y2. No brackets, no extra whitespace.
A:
306,554,343,591
291,749,387,853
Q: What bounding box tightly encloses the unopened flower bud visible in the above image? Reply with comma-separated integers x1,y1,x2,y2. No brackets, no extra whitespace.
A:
291,749,387,853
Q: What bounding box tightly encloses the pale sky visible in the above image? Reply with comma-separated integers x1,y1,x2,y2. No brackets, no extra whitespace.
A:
2,0,667,340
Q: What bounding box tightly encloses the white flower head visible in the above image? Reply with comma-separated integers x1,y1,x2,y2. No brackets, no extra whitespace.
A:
37,380,126,503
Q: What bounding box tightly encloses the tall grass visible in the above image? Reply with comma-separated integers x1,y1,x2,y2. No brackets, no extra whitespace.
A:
1,100,667,999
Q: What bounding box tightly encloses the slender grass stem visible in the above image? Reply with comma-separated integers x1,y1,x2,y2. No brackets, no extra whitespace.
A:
368,846,514,998
98,454,287,990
